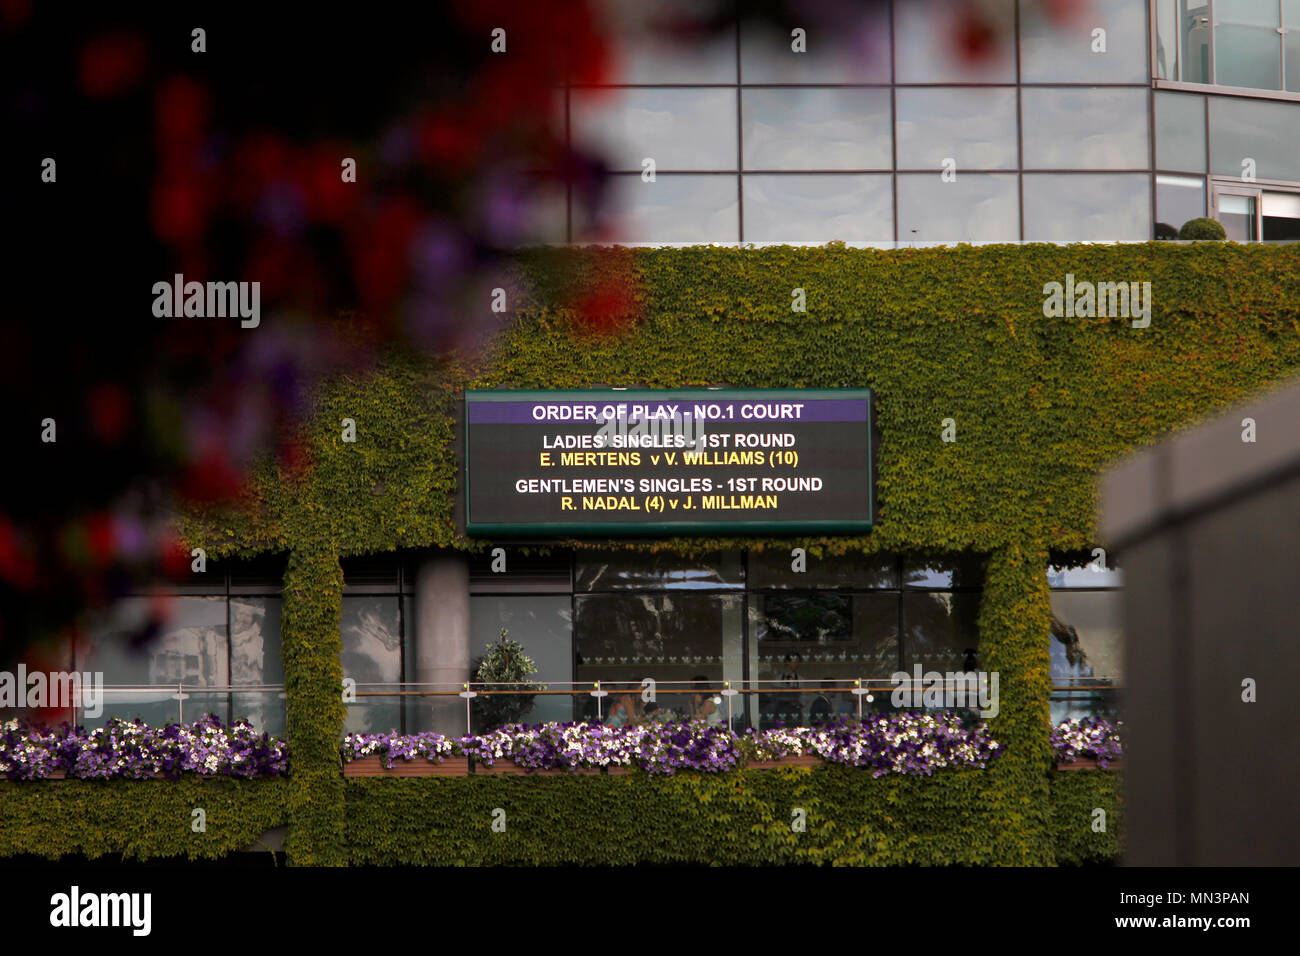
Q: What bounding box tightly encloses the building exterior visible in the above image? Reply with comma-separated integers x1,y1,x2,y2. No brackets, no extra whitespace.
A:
4,1,1299,866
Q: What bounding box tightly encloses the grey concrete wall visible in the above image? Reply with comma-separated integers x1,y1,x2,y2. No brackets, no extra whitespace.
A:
1102,375,1300,865
412,554,471,734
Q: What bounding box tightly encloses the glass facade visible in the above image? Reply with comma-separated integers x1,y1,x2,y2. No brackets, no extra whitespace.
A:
553,1,1169,244
461,550,993,731
547,1,1300,245
45,547,1128,738
0,557,292,733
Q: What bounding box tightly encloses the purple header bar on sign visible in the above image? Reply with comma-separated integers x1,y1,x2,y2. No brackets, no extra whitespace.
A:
468,399,868,425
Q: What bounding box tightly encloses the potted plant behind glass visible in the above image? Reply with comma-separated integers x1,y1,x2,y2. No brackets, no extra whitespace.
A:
471,628,545,730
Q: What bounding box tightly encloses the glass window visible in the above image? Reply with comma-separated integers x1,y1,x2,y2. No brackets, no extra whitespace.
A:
1154,92,1206,173
1287,0,1300,91
739,11,891,83
1181,0,1213,84
341,554,400,592
896,173,1020,241
1214,0,1282,90
340,596,402,734
577,550,743,590
1209,96,1300,183
574,593,743,723
1021,88,1149,170
901,592,981,673
570,88,737,171
230,596,285,737
748,549,897,589
228,553,287,593
741,88,892,171
1156,174,1207,236
470,595,572,728
1154,0,1180,79
601,2,736,84
1019,0,1149,83
1216,191,1260,240
742,173,892,241
894,0,1017,83
903,554,987,590
1262,190,1300,240
1048,590,1123,723
751,593,897,727
1022,173,1152,241
81,596,229,729
575,174,739,243
895,88,1018,171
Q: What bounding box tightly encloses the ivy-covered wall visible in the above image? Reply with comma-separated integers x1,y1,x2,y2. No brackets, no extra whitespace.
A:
0,779,289,861
341,767,1122,867
0,769,1119,865
103,244,1300,864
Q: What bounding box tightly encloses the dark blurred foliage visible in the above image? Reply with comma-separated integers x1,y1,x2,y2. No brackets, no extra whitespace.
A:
0,0,1082,683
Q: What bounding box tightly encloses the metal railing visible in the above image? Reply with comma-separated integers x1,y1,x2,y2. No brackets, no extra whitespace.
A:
24,678,1119,738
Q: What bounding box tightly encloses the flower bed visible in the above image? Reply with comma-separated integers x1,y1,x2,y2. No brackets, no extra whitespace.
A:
0,715,289,780
342,713,1002,778
1051,717,1123,769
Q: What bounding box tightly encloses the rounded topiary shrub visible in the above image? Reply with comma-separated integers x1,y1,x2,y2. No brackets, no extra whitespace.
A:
1178,217,1227,240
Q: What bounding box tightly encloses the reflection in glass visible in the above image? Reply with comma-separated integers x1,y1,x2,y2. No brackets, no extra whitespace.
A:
1288,0,1300,91
903,554,987,589
1156,175,1206,237
897,174,1019,242
748,550,897,589
1154,92,1206,173
894,0,1016,83
1215,32,1282,90
576,174,738,243
576,551,743,590
739,12,891,83
1217,193,1259,241
341,596,402,734
901,592,980,674
751,592,897,727
1048,591,1123,723
574,593,742,724
1180,0,1212,84
742,88,892,171
742,174,892,242
1022,174,1151,241
231,597,285,737
602,2,736,84
1154,0,1180,79
570,88,737,171
1021,88,1149,170
1262,191,1300,240
470,595,572,727
1020,0,1148,83
1209,97,1300,183
895,88,1017,171
81,596,229,729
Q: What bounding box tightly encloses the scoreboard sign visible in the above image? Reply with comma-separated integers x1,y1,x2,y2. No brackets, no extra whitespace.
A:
464,389,873,535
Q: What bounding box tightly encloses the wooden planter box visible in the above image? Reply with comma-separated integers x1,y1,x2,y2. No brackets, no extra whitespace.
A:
748,753,822,770
344,755,470,778
605,765,635,776
1057,757,1123,771
471,760,601,775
